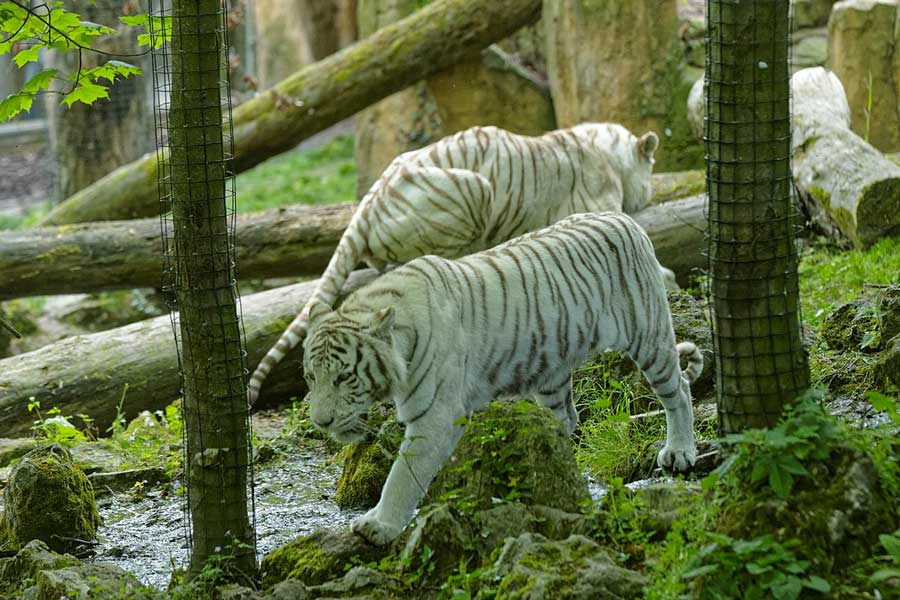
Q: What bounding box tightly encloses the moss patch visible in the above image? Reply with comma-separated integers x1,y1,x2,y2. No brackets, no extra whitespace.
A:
334,419,403,510
431,400,589,513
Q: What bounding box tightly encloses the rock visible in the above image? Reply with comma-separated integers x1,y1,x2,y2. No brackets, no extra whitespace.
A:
307,566,402,599
34,563,156,600
267,579,311,600
793,0,838,28
717,448,899,571
791,31,828,69
260,528,385,588
399,503,471,579
334,418,403,510
820,288,900,353
0,438,34,468
0,540,80,597
880,285,900,342
426,45,556,137
0,444,100,555
828,0,900,153
490,533,647,599
431,400,589,513
544,0,703,171
686,77,705,140
873,333,900,391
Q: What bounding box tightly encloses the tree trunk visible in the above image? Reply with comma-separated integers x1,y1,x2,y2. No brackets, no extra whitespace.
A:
0,190,706,299
544,0,702,171
828,0,900,153
43,0,153,202
0,271,379,438
706,0,809,433
792,67,900,247
0,204,355,299
167,0,255,578
39,0,542,226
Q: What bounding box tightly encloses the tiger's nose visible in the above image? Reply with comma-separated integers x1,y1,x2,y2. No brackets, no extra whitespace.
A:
309,403,334,429
312,414,334,428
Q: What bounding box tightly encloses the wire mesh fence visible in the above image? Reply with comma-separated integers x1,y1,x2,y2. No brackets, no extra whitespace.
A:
704,0,810,433
148,0,257,575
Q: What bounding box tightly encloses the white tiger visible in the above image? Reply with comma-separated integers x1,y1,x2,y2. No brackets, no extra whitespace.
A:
247,122,665,405
302,212,702,545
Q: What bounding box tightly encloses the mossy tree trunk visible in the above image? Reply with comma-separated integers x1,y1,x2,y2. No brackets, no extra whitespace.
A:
167,0,255,579
39,0,542,226
706,0,809,433
44,0,153,201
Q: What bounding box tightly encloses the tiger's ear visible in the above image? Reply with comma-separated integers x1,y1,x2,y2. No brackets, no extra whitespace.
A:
637,131,659,163
370,307,395,339
306,301,330,326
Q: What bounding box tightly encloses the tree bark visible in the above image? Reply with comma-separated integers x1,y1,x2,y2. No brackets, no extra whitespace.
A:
543,0,702,171
792,67,900,248
39,0,543,226
706,0,809,433
828,0,900,153
0,271,378,439
0,204,355,299
0,190,705,299
43,0,154,201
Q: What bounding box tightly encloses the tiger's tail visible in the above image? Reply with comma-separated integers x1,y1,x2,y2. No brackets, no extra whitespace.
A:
676,341,703,384
247,212,370,406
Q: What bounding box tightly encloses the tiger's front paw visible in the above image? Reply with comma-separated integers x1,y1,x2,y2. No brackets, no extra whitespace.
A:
351,508,404,546
657,443,697,473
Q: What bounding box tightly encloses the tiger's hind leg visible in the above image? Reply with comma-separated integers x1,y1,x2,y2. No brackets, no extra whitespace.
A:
632,344,696,472
535,377,578,435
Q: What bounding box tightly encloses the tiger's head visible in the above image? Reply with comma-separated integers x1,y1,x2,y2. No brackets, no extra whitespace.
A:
570,122,659,214
302,302,405,443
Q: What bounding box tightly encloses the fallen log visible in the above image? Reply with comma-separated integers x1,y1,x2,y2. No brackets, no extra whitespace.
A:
686,68,900,247
0,204,356,299
791,68,900,247
633,193,707,286
0,270,380,438
39,0,542,226
1,187,706,299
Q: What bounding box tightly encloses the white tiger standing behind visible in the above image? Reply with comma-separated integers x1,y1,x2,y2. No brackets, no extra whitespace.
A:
301,212,702,545
247,122,666,405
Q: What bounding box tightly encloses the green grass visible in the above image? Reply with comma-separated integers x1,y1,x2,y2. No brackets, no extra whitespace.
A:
234,135,357,212
799,236,900,329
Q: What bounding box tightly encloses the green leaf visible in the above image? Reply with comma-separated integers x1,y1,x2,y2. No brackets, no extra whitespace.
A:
13,45,41,67
0,93,32,122
21,69,57,93
879,533,900,559
871,568,900,583
63,80,109,107
768,464,794,497
681,564,718,579
802,575,831,593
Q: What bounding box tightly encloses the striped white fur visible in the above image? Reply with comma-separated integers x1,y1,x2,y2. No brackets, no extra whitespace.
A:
247,123,662,405
302,212,702,545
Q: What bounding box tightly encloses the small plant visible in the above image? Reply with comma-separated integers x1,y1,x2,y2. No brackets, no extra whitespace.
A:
27,399,86,447
871,529,900,587
708,390,840,498
682,532,831,600
864,70,874,143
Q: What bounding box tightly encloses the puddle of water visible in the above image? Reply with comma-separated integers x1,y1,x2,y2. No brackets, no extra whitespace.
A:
92,444,362,590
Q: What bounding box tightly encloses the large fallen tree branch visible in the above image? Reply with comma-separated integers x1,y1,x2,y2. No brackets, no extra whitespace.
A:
1,190,707,299
687,68,900,247
0,204,355,299
39,0,542,226
0,271,380,437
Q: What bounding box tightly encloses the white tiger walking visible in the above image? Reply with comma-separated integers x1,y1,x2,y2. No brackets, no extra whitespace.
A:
246,123,664,405
301,212,702,545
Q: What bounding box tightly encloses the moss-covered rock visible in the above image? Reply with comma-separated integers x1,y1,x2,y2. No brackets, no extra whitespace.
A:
432,400,589,513
259,528,384,589
0,540,80,596
334,418,402,510
717,447,899,573
0,444,100,555
35,563,158,599
873,333,900,394
490,533,646,599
